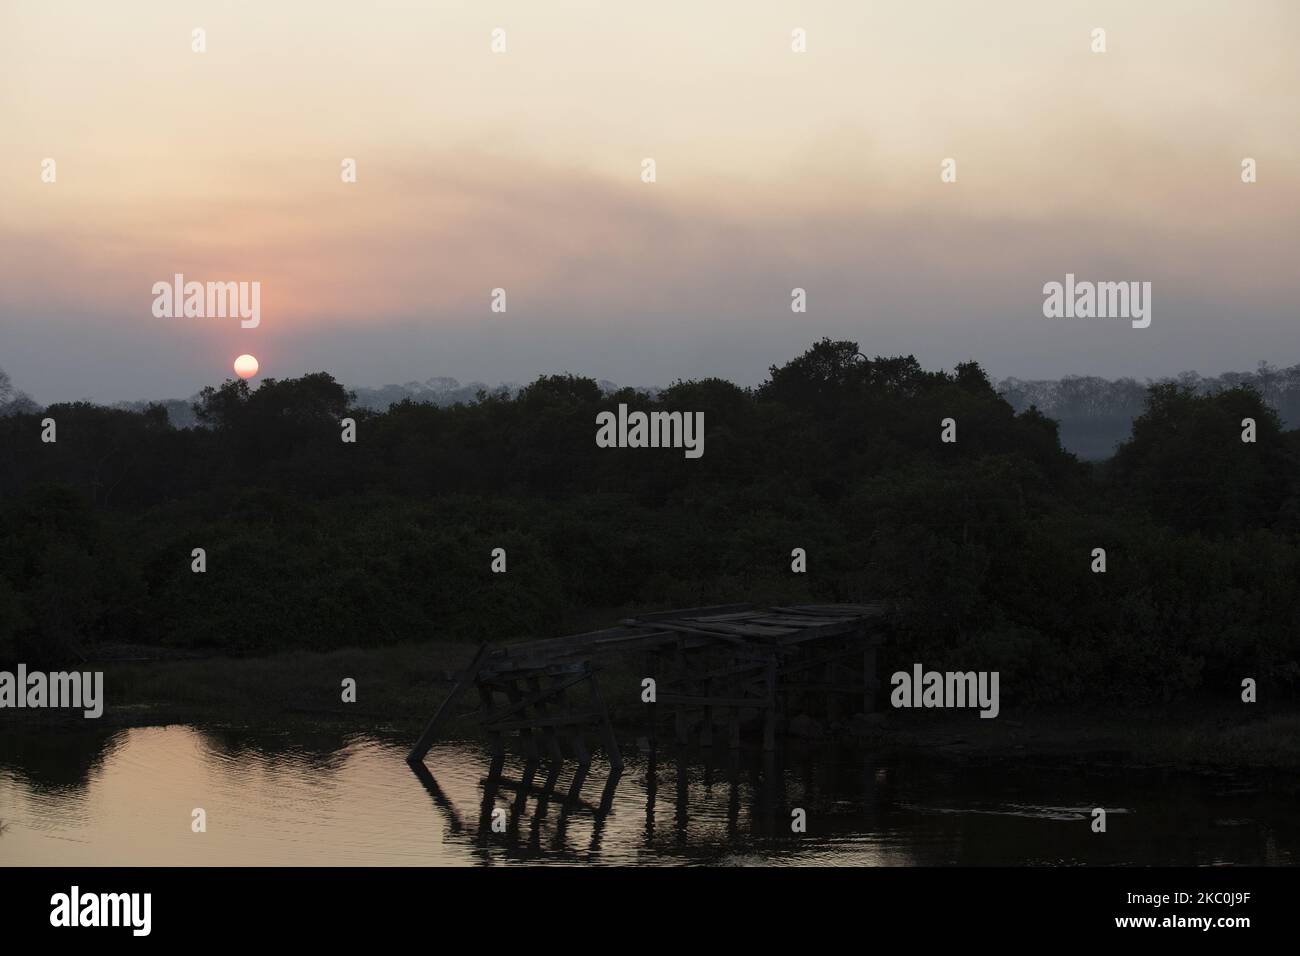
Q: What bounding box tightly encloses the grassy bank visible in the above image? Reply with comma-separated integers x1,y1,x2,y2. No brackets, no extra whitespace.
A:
7,641,1299,771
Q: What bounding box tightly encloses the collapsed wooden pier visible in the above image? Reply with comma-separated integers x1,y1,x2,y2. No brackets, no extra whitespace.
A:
407,602,887,768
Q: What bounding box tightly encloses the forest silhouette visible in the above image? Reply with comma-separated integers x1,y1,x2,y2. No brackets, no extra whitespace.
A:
2,339,1297,709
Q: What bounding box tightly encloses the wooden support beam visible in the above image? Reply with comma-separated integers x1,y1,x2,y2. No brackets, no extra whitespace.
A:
624,603,754,622
407,642,492,764
763,655,778,752
527,675,565,761
566,762,589,804
863,646,877,714
411,602,888,768
571,730,591,767
674,705,689,745
480,671,592,724
588,670,623,770
645,651,659,747
480,684,504,759
505,682,538,762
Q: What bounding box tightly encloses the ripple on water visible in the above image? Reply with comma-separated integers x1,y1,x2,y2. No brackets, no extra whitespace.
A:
0,725,1292,865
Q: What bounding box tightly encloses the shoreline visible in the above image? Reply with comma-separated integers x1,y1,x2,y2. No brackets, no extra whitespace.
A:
3,641,1298,774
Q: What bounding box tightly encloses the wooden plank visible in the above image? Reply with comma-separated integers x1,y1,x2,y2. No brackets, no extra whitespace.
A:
707,623,800,638
774,619,867,645
638,620,753,644
626,603,754,622
787,603,887,617
747,615,841,629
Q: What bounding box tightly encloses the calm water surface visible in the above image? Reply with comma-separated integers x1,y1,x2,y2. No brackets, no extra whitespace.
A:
0,725,1294,865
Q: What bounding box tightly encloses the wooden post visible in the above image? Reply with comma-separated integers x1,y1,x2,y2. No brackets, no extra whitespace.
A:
408,642,491,764
480,685,504,760
478,753,505,844
727,753,741,836
588,669,623,770
566,761,589,805
863,644,877,714
512,760,536,823
644,746,658,842
762,653,777,752
550,679,574,761
645,651,659,746
505,681,538,762
571,728,591,767
527,676,565,761
676,637,695,745
824,656,837,726
535,762,562,819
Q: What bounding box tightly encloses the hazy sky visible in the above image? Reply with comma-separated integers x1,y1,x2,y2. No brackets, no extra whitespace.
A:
2,0,1297,404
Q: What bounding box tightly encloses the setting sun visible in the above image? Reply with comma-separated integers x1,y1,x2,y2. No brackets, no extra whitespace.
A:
233,354,259,379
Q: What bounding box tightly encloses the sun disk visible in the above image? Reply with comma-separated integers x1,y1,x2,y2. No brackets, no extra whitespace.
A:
233,354,259,379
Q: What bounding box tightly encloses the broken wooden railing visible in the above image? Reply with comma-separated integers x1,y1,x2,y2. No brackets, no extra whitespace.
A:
407,602,886,768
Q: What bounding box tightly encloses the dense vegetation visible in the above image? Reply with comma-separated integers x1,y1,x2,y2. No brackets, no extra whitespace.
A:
2,339,1298,708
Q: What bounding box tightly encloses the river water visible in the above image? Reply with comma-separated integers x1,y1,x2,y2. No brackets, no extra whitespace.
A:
0,725,1294,865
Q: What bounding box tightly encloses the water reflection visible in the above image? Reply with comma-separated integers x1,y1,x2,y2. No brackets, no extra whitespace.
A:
0,725,1296,866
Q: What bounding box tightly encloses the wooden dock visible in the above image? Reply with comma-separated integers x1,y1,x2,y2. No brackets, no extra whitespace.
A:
408,602,887,768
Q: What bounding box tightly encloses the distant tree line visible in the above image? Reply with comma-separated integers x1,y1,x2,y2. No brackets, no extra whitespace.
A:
0,368,38,418
998,363,1300,460
1,341,1298,708
14,361,1300,463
